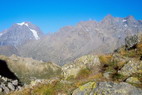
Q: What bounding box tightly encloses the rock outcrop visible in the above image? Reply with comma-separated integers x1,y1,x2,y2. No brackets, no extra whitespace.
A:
73,82,142,95
118,59,142,77
125,35,139,50
62,55,101,79
0,76,21,94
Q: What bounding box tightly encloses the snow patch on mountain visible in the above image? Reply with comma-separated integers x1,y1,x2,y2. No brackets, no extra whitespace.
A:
124,24,128,27
123,19,127,22
0,33,3,37
17,22,29,27
29,29,40,40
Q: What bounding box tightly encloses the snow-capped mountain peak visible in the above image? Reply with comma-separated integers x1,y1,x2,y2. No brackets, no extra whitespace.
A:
0,22,42,46
16,22,40,40
17,22,29,27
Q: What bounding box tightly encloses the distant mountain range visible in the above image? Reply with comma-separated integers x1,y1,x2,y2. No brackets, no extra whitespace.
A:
0,15,142,65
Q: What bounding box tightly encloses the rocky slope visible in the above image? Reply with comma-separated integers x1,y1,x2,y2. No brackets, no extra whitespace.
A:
0,46,18,56
7,34,142,95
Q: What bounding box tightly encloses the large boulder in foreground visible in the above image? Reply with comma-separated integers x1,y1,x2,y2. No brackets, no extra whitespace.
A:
62,55,101,79
125,35,139,50
73,82,142,95
125,33,142,50
118,59,142,77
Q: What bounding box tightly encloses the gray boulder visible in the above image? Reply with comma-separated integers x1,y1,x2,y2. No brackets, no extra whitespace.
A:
125,35,139,50
118,60,142,77
0,87,2,93
12,80,18,86
91,82,142,95
3,87,9,94
8,82,15,91
72,82,142,95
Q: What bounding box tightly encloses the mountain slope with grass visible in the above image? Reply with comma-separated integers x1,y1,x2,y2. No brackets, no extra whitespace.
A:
0,54,62,84
7,34,142,95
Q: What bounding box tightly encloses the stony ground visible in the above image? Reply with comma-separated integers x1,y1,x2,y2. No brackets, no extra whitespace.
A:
0,76,21,95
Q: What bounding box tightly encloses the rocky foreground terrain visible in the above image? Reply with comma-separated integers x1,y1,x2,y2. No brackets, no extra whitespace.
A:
0,34,141,95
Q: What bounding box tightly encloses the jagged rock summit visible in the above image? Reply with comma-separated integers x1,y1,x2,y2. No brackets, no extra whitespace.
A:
0,22,42,46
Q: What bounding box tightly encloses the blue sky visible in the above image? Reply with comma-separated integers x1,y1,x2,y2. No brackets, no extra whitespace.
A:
0,0,142,33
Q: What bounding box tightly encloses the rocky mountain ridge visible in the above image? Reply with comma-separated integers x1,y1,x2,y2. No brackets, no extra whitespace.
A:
0,15,142,65
18,15,142,65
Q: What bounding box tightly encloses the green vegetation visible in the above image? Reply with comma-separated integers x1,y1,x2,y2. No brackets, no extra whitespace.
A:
99,55,112,65
66,75,75,81
76,68,92,80
117,42,142,59
112,73,125,81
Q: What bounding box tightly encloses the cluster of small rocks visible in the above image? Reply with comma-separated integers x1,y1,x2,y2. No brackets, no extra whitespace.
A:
0,75,22,94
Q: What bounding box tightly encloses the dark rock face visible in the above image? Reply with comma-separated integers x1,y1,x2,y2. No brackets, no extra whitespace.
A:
0,60,22,94
0,60,18,80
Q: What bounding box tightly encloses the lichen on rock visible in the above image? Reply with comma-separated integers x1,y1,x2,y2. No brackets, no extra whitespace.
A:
118,59,142,77
72,82,96,95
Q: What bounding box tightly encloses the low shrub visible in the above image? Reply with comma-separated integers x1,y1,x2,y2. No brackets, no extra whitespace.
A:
76,68,92,80
99,55,112,65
